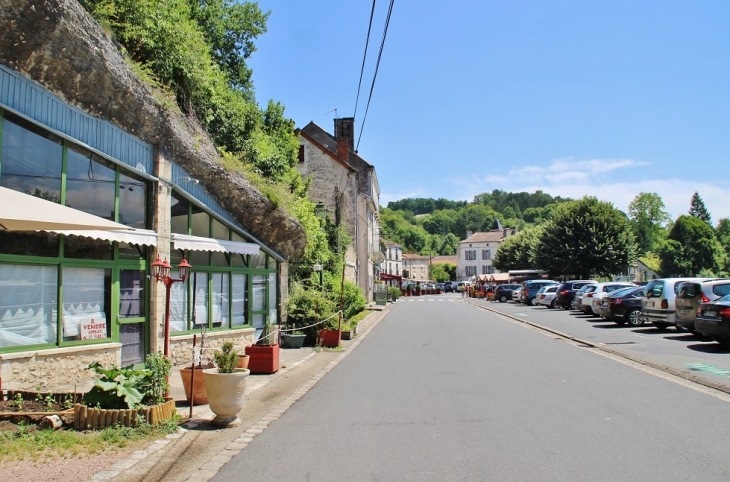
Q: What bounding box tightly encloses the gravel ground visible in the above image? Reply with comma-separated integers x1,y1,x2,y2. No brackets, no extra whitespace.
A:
0,441,148,482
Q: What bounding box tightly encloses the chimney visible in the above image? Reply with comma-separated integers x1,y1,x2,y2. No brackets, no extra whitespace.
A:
334,117,354,160
465,231,473,240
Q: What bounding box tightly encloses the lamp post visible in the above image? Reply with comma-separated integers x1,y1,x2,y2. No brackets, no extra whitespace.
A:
607,245,613,281
151,256,192,356
312,262,323,287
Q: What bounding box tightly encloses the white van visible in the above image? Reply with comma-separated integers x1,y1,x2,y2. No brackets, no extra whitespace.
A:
456,281,472,292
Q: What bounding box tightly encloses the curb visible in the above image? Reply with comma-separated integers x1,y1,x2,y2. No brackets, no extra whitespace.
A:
464,299,730,396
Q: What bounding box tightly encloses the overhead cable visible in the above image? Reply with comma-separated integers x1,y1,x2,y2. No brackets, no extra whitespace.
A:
353,0,378,121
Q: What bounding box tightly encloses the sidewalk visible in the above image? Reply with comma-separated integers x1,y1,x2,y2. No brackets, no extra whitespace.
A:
92,304,392,482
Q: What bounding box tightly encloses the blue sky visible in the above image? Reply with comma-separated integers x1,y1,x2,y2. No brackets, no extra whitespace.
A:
248,1,730,221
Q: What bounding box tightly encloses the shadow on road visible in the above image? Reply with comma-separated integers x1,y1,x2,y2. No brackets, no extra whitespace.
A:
685,342,730,354
592,323,630,329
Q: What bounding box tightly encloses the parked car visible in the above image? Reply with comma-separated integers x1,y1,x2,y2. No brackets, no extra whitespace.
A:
494,283,523,302
675,279,730,333
556,280,597,310
589,282,638,316
435,282,445,292
604,286,645,325
536,285,559,308
512,287,523,302
572,284,596,310
696,294,730,346
641,278,715,330
457,281,472,292
521,280,559,306
578,285,600,314
443,281,457,292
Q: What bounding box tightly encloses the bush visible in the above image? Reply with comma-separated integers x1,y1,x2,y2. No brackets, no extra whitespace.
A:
286,282,335,339
387,286,401,300
330,280,367,322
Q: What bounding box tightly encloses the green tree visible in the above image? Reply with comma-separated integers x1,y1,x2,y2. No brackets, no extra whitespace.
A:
421,209,457,235
430,263,453,282
689,191,712,225
439,233,460,255
658,215,724,276
453,204,499,239
628,192,671,255
493,226,543,272
533,197,637,278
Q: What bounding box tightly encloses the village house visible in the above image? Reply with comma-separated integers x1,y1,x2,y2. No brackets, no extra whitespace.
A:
0,1,305,389
456,221,516,282
296,119,381,301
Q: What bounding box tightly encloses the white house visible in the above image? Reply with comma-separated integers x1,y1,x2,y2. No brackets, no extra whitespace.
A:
457,222,515,281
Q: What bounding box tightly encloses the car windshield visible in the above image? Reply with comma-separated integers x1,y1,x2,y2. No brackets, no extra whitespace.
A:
717,293,730,302
608,286,636,297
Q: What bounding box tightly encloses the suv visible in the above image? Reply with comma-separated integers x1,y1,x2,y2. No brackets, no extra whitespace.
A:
555,280,597,310
494,284,522,302
675,279,730,332
443,281,457,293
521,280,559,306
641,278,715,330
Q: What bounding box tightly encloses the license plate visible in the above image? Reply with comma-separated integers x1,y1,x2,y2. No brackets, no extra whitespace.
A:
704,311,716,317
645,301,654,307
679,308,690,314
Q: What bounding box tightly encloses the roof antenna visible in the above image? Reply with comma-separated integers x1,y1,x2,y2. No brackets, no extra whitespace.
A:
324,108,338,119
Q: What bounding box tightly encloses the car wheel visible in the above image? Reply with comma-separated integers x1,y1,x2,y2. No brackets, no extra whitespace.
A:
499,295,507,303
626,309,643,327
530,297,537,306
549,299,557,309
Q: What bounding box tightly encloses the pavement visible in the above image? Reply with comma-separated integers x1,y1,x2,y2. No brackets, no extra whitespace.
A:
88,302,390,482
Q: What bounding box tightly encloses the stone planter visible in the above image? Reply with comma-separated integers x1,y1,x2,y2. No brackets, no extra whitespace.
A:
73,398,176,430
281,334,306,348
202,369,250,428
180,366,208,405
319,329,341,348
245,344,280,374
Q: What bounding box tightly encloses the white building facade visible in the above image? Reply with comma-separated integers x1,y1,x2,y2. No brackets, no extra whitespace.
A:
456,228,515,281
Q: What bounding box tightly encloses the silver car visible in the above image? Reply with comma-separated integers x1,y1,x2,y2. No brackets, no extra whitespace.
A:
675,279,730,332
641,278,715,330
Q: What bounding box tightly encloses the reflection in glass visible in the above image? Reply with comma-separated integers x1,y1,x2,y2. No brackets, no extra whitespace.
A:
268,272,277,325
171,193,190,235
120,323,145,366
65,147,115,220
231,274,247,326
62,267,111,342
170,272,188,333
120,270,145,318
64,236,113,260
0,231,59,257
0,264,57,347
0,118,62,201
192,272,208,328
191,208,210,238
119,242,146,259
250,253,267,269
212,272,229,327
119,171,147,228
212,219,229,240
252,274,266,340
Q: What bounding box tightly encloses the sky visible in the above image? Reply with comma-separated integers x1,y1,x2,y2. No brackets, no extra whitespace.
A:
248,1,730,222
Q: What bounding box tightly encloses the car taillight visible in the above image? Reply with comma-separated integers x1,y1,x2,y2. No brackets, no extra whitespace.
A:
587,293,594,298
611,298,621,304
560,290,569,295
661,299,668,309
700,293,711,303
719,307,730,318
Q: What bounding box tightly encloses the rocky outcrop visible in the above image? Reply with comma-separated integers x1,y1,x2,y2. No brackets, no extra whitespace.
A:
0,0,306,260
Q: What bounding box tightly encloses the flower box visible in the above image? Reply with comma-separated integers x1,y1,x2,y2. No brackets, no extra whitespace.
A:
245,344,280,374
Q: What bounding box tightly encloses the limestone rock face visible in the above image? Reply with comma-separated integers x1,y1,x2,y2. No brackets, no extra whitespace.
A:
0,0,306,260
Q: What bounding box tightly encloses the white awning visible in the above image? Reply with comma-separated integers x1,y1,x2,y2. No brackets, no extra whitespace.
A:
51,229,158,246
171,233,260,255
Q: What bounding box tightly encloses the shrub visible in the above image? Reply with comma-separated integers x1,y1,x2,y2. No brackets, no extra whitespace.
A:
387,286,401,300
286,282,335,339
330,280,367,322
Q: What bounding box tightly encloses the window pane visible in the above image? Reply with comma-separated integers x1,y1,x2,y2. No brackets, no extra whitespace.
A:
231,274,247,326
0,231,59,257
65,147,115,220
62,267,111,342
212,272,229,328
0,118,62,202
190,208,209,238
119,171,147,228
119,270,145,318
212,253,229,267
119,242,147,260
171,193,190,235
64,236,113,260
212,219,229,240
0,264,57,347
192,272,208,328
251,253,267,269
170,273,188,333
252,274,266,311
189,250,209,266
120,323,144,366
268,272,277,325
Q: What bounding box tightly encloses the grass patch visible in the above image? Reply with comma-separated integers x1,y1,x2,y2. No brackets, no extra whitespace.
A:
0,416,180,463
346,310,373,326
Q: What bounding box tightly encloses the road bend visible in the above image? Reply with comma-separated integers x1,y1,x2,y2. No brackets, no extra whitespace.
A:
213,294,730,481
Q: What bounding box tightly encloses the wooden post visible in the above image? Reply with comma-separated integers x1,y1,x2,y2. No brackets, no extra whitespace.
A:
189,334,197,419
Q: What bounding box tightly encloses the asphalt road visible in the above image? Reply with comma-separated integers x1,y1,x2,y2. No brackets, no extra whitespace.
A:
213,294,730,481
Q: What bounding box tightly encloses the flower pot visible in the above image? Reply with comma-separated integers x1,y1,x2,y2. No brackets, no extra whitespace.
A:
341,325,357,340
236,354,250,369
202,368,250,427
245,344,280,374
281,333,306,348
180,366,208,405
319,329,341,348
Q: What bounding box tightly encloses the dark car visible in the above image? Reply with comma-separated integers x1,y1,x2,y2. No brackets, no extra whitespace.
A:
696,294,730,347
554,280,596,310
606,286,645,326
520,280,559,306
494,284,522,302
443,281,457,293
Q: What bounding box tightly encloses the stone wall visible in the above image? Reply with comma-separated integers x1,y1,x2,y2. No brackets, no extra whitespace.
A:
0,344,121,391
169,328,256,366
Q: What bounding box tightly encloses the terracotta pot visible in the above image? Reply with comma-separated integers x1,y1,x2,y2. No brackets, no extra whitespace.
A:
236,354,250,369
180,366,208,405
319,329,341,348
202,368,250,427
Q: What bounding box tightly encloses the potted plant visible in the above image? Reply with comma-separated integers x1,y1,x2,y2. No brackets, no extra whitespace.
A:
340,321,357,340
180,328,213,405
415,282,422,296
203,342,250,427
281,330,307,348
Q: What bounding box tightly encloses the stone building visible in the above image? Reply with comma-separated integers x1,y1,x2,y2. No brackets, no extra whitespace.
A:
0,0,305,389
296,119,381,301
402,254,431,284
456,221,516,282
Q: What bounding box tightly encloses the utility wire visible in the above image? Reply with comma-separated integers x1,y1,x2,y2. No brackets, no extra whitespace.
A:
356,0,395,152
353,0,378,121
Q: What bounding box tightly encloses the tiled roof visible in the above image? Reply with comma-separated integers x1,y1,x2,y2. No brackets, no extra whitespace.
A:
459,230,507,243
402,253,429,260
432,255,457,264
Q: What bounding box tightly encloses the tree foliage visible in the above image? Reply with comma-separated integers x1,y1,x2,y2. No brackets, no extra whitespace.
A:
689,191,712,225
657,215,724,277
493,226,543,272
628,192,671,255
533,197,637,279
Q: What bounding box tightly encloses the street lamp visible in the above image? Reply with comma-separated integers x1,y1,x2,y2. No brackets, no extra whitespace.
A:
314,202,328,220
312,262,323,287
607,245,613,280
151,256,192,356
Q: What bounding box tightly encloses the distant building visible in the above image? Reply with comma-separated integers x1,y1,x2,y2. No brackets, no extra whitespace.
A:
402,254,431,284
456,220,516,281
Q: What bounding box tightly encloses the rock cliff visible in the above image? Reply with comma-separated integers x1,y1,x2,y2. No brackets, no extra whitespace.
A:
0,0,306,260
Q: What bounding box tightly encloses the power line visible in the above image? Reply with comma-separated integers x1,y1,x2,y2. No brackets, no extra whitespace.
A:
353,0,378,121
356,0,395,152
